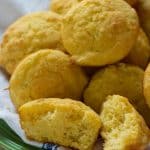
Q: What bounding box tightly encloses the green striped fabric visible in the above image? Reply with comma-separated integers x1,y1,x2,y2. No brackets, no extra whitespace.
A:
0,119,40,150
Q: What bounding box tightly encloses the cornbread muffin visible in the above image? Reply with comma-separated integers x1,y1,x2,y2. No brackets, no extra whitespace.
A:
50,0,80,15
137,0,150,40
84,63,150,126
10,50,88,109
125,28,150,69
0,11,64,74
62,0,139,66
50,0,136,16
100,95,150,150
19,98,101,150
144,64,150,108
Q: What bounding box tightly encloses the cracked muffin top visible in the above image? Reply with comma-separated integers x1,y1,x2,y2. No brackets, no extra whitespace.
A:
0,11,65,74
61,0,139,66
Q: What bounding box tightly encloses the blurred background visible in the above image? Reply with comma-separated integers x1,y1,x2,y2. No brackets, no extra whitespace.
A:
0,0,50,39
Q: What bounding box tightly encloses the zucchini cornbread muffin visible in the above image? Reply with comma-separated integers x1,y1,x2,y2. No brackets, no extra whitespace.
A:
19,98,101,150
125,28,150,69
137,0,150,40
144,64,150,108
84,63,150,126
10,50,88,109
0,11,64,74
100,95,150,150
62,0,139,66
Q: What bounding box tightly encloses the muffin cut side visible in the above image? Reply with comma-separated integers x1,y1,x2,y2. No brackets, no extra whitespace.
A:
19,98,101,150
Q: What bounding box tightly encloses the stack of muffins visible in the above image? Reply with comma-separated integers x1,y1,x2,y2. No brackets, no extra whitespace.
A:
0,0,150,149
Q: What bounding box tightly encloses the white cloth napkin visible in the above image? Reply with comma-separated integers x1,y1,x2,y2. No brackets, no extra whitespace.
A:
0,0,103,149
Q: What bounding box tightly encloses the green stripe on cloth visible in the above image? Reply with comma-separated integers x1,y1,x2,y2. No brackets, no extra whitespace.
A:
0,119,40,150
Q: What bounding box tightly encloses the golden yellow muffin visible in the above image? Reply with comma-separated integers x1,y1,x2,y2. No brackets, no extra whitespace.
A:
62,0,139,66
125,28,150,69
84,63,150,126
100,95,150,150
144,63,150,108
137,0,150,40
10,50,88,109
50,0,136,16
19,98,101,150
0,11,65,74
50,0,80,15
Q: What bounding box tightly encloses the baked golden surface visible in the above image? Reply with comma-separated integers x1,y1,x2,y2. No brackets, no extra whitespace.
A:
0,11,64,74
125,28,150,69
10,50,88,109
19,98,101,150
62,0,139,66
50,0,137,16
0,0,149,147
50,0,80,15
84,63,150,126
100,95,150,150
144,64,150,108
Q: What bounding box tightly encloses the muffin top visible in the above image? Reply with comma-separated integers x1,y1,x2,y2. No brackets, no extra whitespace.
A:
10,49,88,109
0,11,64,74
62,0,139,66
